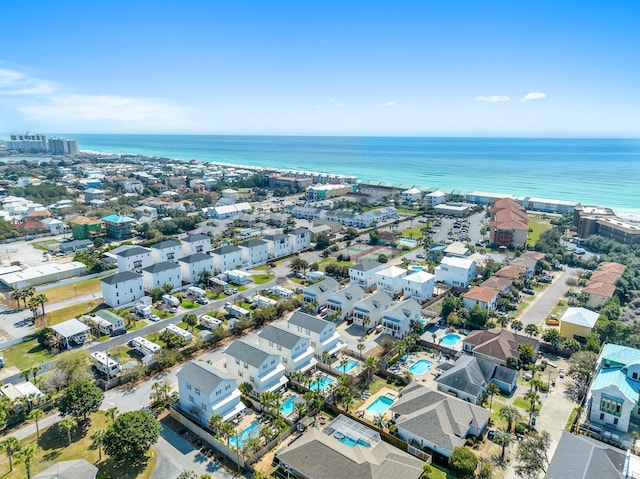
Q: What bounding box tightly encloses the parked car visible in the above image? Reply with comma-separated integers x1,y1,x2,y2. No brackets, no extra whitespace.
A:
149,314,160,322
196,298,209,305
111,328,126,337
522,288,535,295
559,368,565,379
416,253,425,259
169,307,178,313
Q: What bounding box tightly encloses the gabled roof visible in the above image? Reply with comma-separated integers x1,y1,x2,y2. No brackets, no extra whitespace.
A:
100,271,142,285
376,266,407,279
33,459,98,479
182,233,209,243
288,311,331,334
94,310,123,325
142,261,180,274
439,256,475,269
560,307,599,328
546,432,626,479
436,355,494,398
115,246,150,257
403,271,435,284
239,239,267,248
349,261,382,273
480,276,512,291
464,286,499,303
601,343,640,367
495,265,527,279
177,360,235,395
211,245,241,255
383,299,421,320
259,325,305,350
225,339,272,368
179,253,212,264
591,368,640,403
149,239,181,250
463,328,539,363
391,383,490,454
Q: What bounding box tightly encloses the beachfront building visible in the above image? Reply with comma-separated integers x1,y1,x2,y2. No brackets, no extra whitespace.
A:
375,265,408,297
224,339,288,395
101,271,144,307
402,271,435,303
559,307,599,340
257,325,317,374
179,253,214,284
522,197,577,215
463,286,499,311
115,246,153,273
102,214,136,240
352,291,392,329
462,329,540,367
210,245,243,274
489,198,529,248
150,239,183,263
434,256,476,288
238,239,269,267
574,205,640,245
181,233,211,256
302,277,340,313
307,183,356,201
466,191,514,206
402,187,422,202
141,261,181,292
588,344,640,433
286,311,346,359
176,360,244,423
381,299,421,339
436,355,518,404
390,383,490,458
425,190,447,205
349,261,383,291
289,227,311,252
324,284,365,321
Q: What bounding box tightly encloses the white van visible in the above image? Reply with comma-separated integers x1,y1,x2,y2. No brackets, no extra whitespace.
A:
162,294,180,308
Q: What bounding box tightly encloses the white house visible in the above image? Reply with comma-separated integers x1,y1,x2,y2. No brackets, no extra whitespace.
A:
266,234,292,258
402,188,421,202
181,233,211,256
390,383,490,458
286,311,346,359
382,299,421,338
375,266,408,297
210,245,243,274
141,261,181,292
425,190,446,205
238,239,269,267
325,284,364,321
150,239,183,263
92,310,125,334
224,269,252,285
289,228,311,252
435,256,476,288
257,325,317,374
101,271,144,307
179,253,214,284
224,339,288,395
402,271,436,303
176,360,244,423
588,344,640,433
302,277,340,312
115,246,152,273
352,291,392,328
463,286,499,311
41,218,67,235
349,261,383,291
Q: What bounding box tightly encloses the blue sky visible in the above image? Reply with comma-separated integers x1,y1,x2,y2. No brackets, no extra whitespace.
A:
1,0,639,136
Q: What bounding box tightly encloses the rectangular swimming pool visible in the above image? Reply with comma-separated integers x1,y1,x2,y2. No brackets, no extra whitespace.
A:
311,376,335,391
338,359,359,374
229,422,261,449
409,359,433,376
280,395,297,416
365,395,394,415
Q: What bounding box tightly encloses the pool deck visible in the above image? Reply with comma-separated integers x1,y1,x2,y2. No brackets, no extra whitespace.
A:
331,354,361,376
420,326,466,352
357,387,398,421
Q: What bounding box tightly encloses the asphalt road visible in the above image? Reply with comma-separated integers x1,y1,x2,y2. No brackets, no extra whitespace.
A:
518,267,580,326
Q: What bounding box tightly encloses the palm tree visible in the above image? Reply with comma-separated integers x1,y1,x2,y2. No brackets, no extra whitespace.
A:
339,358,349,374
373,413,389,430
486,383,500,411
404,370,413,383
510,319,523,333
15,442,40,479
525,391,540,427
530,378,544,393
34,293,48,317
499,405,522,433
525,323,539,337
13,288,26,309
28,408,44,442
106,406,119,424
362,316,371,332
321,351,331,365
238,382,254,398
293,401,307,419
357,342,365,358
91,428,106,461
219,422,235,450
497,315,509,329
28,297,39,319
273,392,283,418
0,436,20,471
208,413,223,435
494,429,513,463
59,416,78,446
343,393,354,412
518,343,536,365
364,356,377,383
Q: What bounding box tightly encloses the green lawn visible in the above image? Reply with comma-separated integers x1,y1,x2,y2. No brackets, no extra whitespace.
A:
40,274,112,304
252,274,275,285
399,224,428,239
429,464,457,479
528,215,552,246
513,396,542,413
152,308,173,319
0,410,156,479
397,208,421,215
206,291,226,300
3,338,55,371
45,300,103,326
179,300,199,309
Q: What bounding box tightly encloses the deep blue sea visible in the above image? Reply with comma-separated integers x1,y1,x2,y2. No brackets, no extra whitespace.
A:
65,135,640,216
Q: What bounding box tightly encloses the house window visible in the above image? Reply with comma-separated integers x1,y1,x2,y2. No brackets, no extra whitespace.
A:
201,403,207,411
633,372,638,380
600,396,623,417
215,390,221,396
187,383,192,390
225,384,231,390
600,413,605,420
195,388,200,396
167,253,175,260
614,417,619,425
250,376,254,382
189,395,194,403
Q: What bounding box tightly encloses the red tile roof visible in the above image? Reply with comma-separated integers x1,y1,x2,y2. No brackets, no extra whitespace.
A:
464,286,500,302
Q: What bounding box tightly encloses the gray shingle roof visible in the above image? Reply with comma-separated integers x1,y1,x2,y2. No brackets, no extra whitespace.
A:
100,271,142,285
239,239,267,248
436,355,516,398
545,432,625,479
349,261,382,272
259,325,304,350
183,233,209,243
33,459,98,479
225,340,272,368
142,261,180,273
288,311,331,334
177,360,235,396
211,245,241,255
115,246,150,257
179,253,212,264
150,239,181,250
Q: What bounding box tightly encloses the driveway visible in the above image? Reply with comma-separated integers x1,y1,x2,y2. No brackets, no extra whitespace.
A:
517,268,579,327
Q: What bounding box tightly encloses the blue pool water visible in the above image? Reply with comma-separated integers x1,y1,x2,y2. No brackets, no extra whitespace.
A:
398,239,418,247
336,433,371,448
280,396,297,416
311,376,335,391
339,359,359,373
366,395,394,415
229,422,260,449
410,265,423,272
441,333,462,346
409,359,433,375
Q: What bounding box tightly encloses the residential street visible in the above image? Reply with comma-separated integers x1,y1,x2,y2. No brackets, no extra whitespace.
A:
518,267,579,327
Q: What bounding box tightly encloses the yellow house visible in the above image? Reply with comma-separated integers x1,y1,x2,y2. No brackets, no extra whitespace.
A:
559,307,599,340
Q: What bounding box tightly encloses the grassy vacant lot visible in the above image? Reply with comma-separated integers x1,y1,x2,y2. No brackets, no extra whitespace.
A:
399,224,427,239
3,338,55,371
41,275,112,304
46,300,103,326
528,214,552,246
0,410,156,479
252,274,275,285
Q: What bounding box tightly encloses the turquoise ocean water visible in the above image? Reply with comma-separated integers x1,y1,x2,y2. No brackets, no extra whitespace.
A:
66,135,640,215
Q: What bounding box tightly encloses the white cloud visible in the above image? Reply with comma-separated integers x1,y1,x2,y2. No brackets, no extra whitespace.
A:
475,95,511,103
384,101,396,107
0,65,196,129
519,92,547,102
